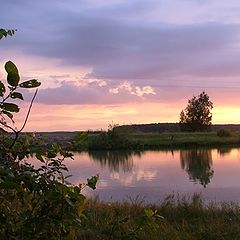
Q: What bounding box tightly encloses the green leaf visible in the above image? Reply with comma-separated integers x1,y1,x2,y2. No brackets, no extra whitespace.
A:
1,103,20,112
61,151,74,159
11,92,24,100
73,186,80,194
5,61,20,86
0,81,6,97
36,153,45,162
7,30,14,36
86,174,99,190
0,29,7,37
47,151,57,158
0,180,18,189
144,208,154,218
2,110,14,121
19,79,41,88
0,29,16,39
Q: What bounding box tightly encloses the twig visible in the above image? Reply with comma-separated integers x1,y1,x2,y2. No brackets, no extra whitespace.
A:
19,89,38,132
1,123,17,134
9,89,38,149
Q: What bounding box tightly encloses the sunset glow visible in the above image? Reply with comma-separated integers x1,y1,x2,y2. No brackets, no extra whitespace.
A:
1,0,240,131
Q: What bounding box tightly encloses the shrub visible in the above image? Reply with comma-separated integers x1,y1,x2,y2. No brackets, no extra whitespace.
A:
88,125,132,150
72,132,89,150
0,29,98,239
217,129,231,137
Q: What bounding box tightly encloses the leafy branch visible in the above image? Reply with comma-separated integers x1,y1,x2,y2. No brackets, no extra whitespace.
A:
0,60,41,149
0,28,16,40
0,28,98,239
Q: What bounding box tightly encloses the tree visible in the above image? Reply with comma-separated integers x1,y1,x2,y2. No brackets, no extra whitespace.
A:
179,91,213,131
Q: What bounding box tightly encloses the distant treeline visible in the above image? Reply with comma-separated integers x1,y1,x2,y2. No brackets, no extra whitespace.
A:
116,123,240,133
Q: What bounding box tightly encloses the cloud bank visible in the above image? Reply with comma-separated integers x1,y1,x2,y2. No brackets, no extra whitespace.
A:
1,0,240,129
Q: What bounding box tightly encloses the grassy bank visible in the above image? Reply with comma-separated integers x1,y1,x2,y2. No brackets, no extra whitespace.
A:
71,130,240,151
77,195,240,239
128,131,240,149
28,129,240,151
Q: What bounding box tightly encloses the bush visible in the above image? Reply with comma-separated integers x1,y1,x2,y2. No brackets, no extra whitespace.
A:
217,129,231,137
72,132,89,150
88,125,132,150
0,143,85,239
0,30,98,239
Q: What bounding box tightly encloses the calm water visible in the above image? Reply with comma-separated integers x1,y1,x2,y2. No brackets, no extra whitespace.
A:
62,148,240,203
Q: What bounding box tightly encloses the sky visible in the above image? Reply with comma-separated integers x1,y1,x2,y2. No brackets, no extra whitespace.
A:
1,0,240,131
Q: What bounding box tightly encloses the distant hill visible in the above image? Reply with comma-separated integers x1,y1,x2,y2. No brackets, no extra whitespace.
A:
116,123,240,133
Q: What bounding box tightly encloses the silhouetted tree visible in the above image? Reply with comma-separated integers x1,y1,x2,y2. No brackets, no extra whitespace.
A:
179,91,213,131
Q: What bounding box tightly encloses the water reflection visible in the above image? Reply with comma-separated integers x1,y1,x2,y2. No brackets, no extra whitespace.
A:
217,147,232,157
88,149,216,187
65,147,240,203
88,151,142,173
180,149,214,187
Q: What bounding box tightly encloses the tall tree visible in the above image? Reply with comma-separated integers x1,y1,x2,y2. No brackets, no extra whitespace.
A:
179,91,213,131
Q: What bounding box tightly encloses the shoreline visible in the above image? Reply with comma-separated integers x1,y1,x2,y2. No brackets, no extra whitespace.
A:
25,130,240,151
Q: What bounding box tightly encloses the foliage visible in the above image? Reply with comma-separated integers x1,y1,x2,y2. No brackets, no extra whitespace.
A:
70,130,240,151
179,91,213,132
1,143,83,239
217,129,232,137
0,29,16,40
72,132,89,150
0,60,41,130
0,29,98,239
88,124,133,150
69,131,128,151
0,135,98,239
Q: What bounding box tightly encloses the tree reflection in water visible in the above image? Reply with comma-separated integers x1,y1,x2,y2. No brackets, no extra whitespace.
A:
88,151,142,173
180,149,214,187
217,147,232,157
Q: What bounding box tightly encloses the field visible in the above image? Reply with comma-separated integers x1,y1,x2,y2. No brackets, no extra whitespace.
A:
128,131,240,149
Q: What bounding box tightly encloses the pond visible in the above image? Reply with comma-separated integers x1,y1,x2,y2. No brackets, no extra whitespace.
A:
62,148,240,203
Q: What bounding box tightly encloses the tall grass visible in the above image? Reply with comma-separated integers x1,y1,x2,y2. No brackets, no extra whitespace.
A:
77,194,240,239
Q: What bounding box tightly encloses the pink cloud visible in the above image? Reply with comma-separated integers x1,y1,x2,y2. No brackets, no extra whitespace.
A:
109,81,156,97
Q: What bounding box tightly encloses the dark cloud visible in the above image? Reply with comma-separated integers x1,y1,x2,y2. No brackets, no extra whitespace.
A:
1,0,240,94
17,17,240,80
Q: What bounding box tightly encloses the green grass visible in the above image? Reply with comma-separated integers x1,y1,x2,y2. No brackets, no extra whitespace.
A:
128,131,240,149
39,130,240,150
77,194,240,240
